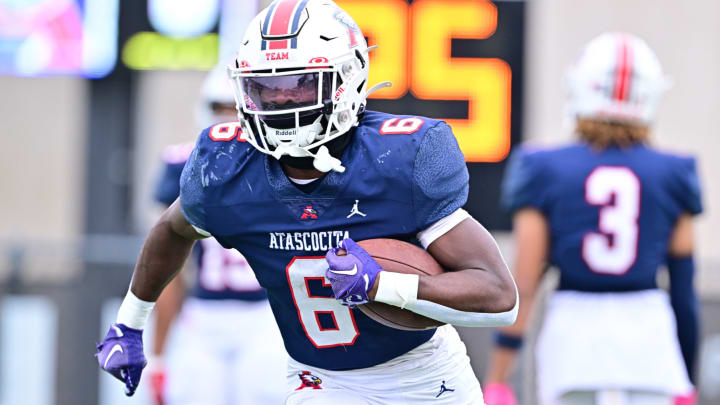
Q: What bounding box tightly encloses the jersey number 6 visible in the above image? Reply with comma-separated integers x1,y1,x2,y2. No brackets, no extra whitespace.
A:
209,122,248,141
379,117,424,135
287,257,360,348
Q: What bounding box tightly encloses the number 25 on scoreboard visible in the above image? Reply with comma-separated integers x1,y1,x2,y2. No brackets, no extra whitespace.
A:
338,0,512,162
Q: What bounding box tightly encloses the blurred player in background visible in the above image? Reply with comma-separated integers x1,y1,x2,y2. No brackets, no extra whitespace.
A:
483,32,702,405
145,66,286,405
96,0,518,404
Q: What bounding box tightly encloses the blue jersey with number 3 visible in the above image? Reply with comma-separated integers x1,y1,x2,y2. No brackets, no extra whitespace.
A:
179,110,469,370
502,143,702,292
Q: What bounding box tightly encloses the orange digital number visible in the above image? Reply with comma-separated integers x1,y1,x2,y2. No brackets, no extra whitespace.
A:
337,0,512,162
338,0,408,99
412,0,511,162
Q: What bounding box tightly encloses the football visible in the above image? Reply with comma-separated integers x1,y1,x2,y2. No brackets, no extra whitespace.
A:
351,238,446,331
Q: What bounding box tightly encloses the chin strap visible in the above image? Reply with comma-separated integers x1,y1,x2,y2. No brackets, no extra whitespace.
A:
271,144,346,173
313,145,345,172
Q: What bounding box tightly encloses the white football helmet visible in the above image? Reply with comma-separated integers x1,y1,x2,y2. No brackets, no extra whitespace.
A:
566,32,671,125
227,0,386,172
195,64,237,131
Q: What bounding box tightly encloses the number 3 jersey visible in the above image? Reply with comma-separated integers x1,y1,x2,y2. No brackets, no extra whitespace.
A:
502,143,703,292
179,110,469,370
154,143,267,301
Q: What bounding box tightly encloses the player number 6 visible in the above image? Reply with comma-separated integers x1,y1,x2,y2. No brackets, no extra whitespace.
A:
209,122,247,141
379,117,424,135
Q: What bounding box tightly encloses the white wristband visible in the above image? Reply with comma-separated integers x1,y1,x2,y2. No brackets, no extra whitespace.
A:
116,290,155,330
374,271,419,309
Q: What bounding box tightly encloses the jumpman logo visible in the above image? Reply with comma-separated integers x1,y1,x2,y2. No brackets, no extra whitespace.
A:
346,200,366,218
435,380,455,398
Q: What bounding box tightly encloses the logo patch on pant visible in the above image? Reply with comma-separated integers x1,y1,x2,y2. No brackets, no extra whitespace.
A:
295,371,323,391
436,380,455,398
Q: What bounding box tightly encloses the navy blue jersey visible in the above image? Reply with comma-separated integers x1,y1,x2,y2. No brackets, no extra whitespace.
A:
180,111,468,370
502,143,702,292
154,143,266,301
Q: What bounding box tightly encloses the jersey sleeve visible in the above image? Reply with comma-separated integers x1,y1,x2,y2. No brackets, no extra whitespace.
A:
500,147,551,214
179,138,209,232
670,156,703,215
153,161,185,206
412,122,469,229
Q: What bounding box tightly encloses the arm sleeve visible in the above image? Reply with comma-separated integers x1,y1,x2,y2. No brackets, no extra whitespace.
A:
416,208,471,249
412,122,469,230
153,162,185,206
667,255,699,384
179,146,208,232
406,296,518,327
672,157,703,215
500,147,550,213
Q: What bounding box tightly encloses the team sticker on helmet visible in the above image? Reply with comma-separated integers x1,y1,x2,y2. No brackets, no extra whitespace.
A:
333,9,361,48
333,9,359,31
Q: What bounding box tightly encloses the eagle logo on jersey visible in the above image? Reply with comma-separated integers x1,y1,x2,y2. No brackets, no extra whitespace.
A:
300,205,318,220
295,371,323,391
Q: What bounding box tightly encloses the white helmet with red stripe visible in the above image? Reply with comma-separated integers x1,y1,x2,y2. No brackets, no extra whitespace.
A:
228,0,383,172
567,32,670,125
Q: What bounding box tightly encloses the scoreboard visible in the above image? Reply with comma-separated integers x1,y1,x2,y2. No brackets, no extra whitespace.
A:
342,0,525,227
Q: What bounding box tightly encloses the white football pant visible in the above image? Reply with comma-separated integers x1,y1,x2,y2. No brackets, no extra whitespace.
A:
285,325,484,405
536,289,690,405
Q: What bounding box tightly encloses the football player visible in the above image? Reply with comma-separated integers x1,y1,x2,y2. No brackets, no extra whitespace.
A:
146,66,286,405
96,1,518,404
483,32,702,405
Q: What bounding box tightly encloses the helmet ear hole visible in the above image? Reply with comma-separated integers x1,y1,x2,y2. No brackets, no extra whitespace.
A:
356,80,365,95
355,49,366,69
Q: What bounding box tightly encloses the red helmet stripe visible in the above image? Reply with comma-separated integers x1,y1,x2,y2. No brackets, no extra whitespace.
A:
613,34,633,101
348,27,357,48
267,0,302,50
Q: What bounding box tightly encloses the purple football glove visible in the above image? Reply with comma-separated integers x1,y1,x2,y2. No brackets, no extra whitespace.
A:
325,238,383,306
95,323,147,396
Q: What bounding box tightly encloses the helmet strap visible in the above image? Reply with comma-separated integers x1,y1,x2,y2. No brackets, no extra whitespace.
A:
279,129,353,171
